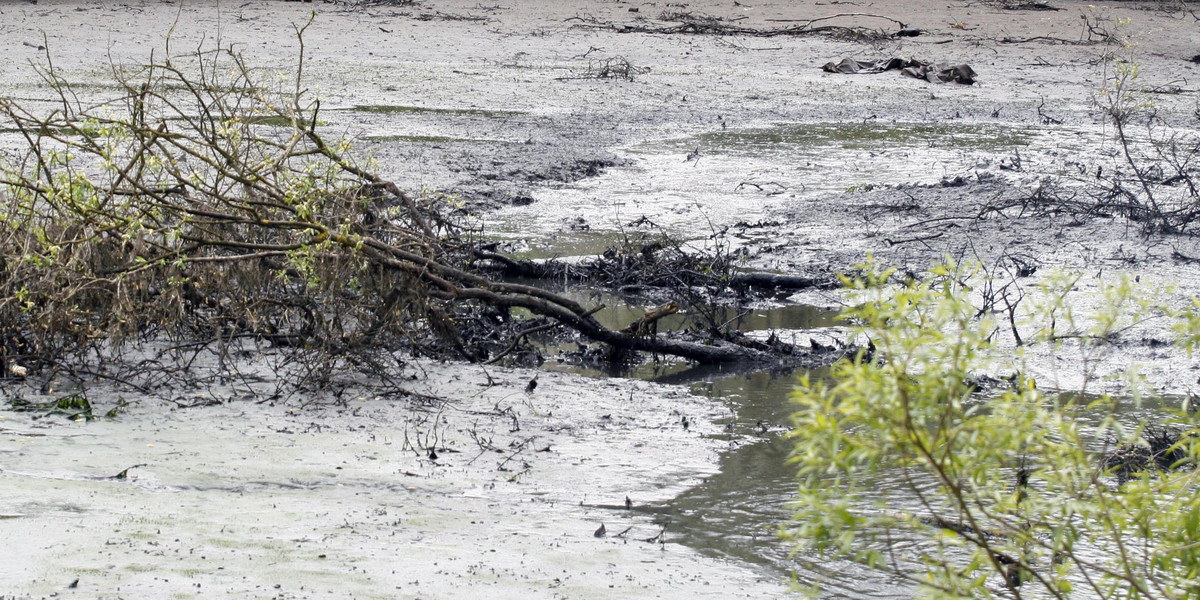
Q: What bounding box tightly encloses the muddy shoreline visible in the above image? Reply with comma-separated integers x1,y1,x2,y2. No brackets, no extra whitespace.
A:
2,363,792,599
2,0,1200,597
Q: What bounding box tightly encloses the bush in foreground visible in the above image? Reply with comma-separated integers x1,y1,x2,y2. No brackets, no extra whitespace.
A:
790,261,1200,598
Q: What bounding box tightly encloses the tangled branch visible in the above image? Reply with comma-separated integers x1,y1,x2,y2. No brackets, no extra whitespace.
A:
0,22,832,392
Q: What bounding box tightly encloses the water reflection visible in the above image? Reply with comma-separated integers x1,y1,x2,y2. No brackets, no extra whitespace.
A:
538,290,1191,596
538,290,841,381
664,370,1192,597
540,291,908,594
665,366,916,598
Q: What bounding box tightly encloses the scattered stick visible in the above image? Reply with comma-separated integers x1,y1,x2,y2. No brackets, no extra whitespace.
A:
885,233,945,247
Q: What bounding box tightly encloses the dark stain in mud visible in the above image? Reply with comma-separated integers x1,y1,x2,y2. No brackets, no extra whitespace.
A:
455,152,628,209
482,156,628,184
350,104,525,118
645,122,1035,158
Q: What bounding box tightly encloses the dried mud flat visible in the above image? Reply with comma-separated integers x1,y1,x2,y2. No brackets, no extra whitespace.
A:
1,363,774,599
1,0,1200,598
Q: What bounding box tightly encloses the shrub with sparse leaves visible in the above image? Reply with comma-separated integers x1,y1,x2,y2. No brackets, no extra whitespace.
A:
789,260,1200,598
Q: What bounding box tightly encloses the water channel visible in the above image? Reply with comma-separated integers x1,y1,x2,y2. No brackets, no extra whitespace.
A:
537,287,1187,597
0,99,1181,595
537,291,916,596
482,119,1156,595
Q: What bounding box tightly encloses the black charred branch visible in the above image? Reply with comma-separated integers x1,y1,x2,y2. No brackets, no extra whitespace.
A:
367,241,778,363
473,248,840,293
730,271,840,291
1102,426,1195,483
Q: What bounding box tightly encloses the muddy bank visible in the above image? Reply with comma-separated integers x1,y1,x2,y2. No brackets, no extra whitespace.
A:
0,363,785,599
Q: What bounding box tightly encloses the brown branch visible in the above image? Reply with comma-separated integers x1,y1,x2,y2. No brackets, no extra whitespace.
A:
621,302,679,335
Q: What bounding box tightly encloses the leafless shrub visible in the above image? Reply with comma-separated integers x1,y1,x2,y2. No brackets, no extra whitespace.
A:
1089,53,1200,233
1078,5,1130,44
985,52,1199,235
657,10,723,24
580,56,651,81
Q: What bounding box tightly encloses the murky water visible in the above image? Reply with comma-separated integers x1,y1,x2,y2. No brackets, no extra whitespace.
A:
540,288,1190,597
674,366,918,598
347,104,525,118
536,289,840,379
0,104,1159,594
539,292,901,593
462,120,1158,592
654,368,1190,598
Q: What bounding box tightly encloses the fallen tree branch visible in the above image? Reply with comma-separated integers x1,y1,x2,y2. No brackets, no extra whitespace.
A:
0,26,843,385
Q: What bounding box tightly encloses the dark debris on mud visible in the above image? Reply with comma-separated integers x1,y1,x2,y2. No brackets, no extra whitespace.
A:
474,237,839,301
1102,425,1196,483
461,234,846,371
569,10,909,42
457,153,629,211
